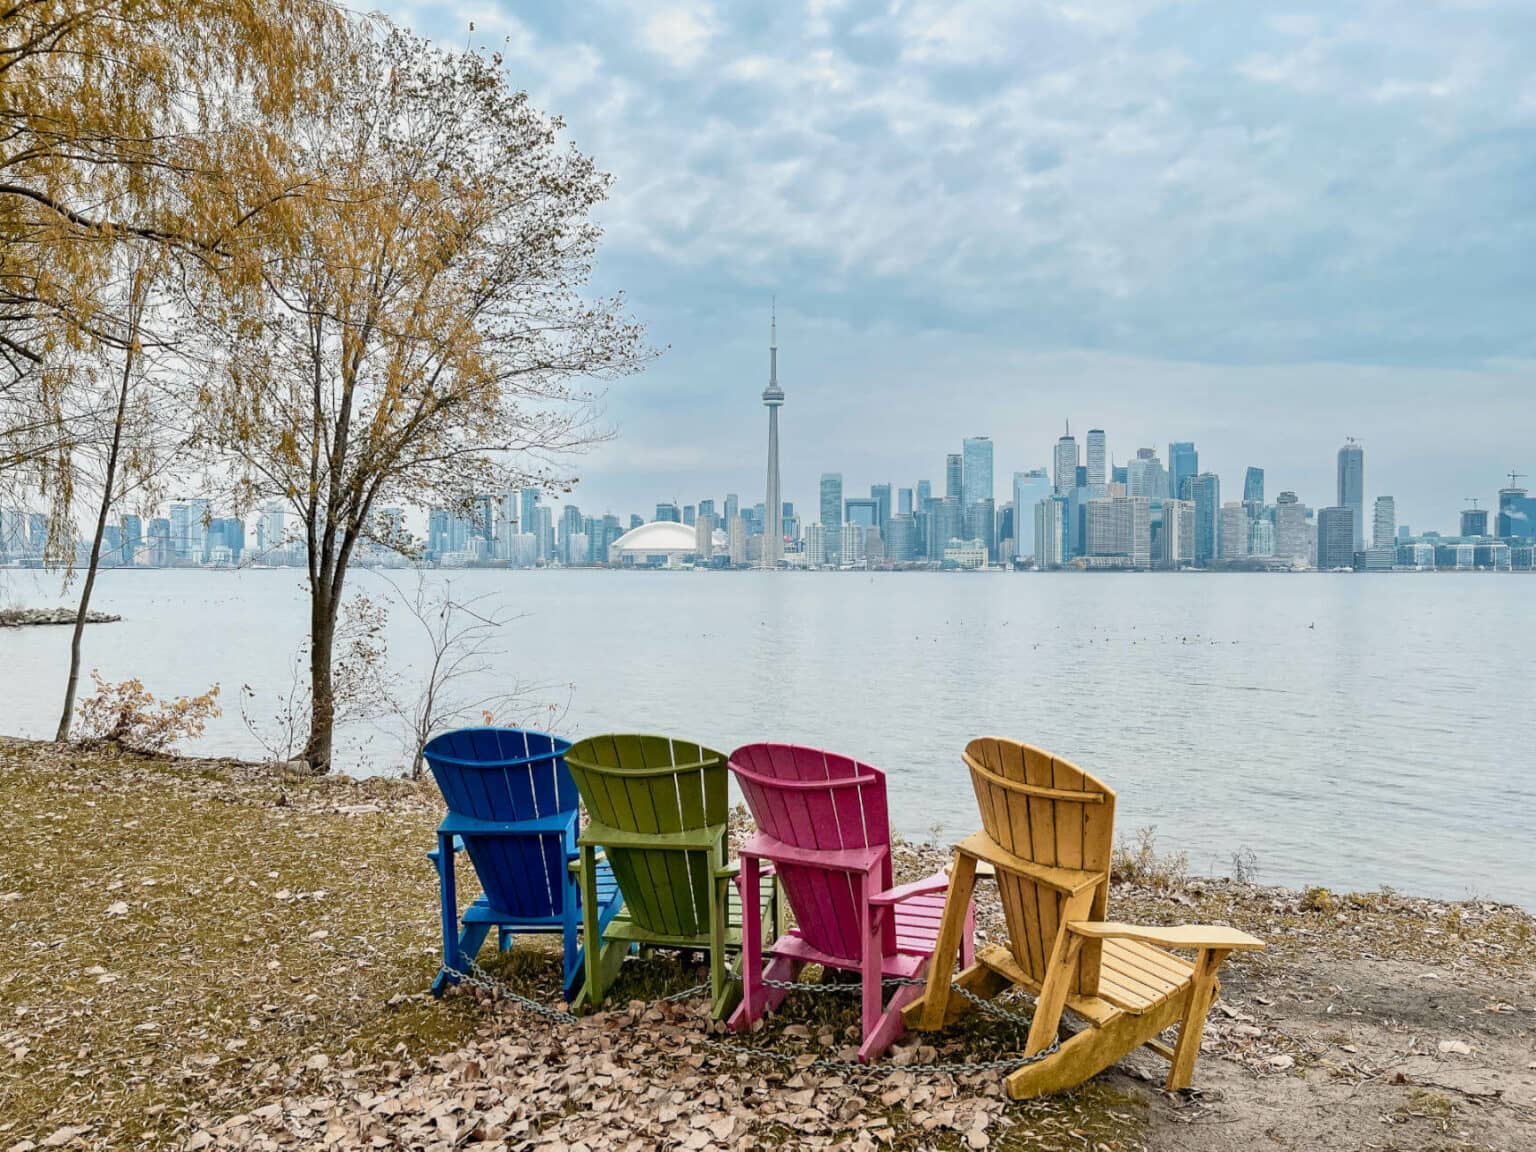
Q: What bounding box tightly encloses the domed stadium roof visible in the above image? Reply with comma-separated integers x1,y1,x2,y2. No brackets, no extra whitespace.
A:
611,520,698,555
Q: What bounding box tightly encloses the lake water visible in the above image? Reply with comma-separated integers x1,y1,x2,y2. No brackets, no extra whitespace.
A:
3,567,1533,906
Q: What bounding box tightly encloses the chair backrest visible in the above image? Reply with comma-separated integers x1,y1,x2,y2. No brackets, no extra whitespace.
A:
963,737,1115,997
423,727,576,919
565,733,728,939
730,743,895,962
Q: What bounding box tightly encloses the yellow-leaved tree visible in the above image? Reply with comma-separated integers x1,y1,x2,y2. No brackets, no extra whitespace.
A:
199,25,649,772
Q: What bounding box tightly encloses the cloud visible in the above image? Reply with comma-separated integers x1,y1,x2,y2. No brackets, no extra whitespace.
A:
380,0,1536,529
638,3,718,68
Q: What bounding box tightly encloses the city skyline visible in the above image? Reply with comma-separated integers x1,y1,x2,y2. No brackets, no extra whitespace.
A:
379,2,1536,533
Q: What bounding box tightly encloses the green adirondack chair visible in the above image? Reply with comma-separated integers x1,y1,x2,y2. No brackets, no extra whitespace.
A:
565,733,780,1019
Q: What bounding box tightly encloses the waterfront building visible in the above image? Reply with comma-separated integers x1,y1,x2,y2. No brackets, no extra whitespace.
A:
1084,496,1152,569
607,520,700,568
728,515,748,566
1317,506,1356,569
1372,496,1396,550
819,473,843,566
806,522,827,567
1086,429,1106,488
1248,517,1275,558
762,307,784,567
147,518,172,567
1461,507,1488,537
698,498,716,522
1053,427,1078,496
519,489,541,544
120,514,142,566
1012,470,1052,561
943,539,987,569
1243,467,1264,504
1474,541,1511,570
1398,541,1435,570
683,504,695,527
560,504,583,565
897,487,914,517
966,497,996,560
1337,439,1365,552
1169,442,1198,503
1497,483,1535,541
840,523,865,566
1274,492,1308,564
1033,497,1065,569
654,502,681,524
916,480,931,508
886,514,917,562
724,493,739,527
1435,542,1474,570
1158,499,1193,568
1219,503,1249,561
1188,473,1220,565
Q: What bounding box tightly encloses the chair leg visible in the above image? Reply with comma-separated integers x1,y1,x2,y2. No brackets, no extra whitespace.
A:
737,855,764,1026
1166,948,1230,1091
961,900,976,969
859,957,926,1062
576,843,606,1014
914,850,977,1030
709,870,738,1020
433,832,459,997
860,871,883,1053
1025,890,1093,1057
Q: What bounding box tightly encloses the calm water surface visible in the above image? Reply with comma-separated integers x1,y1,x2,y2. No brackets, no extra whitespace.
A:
3,568,1532,906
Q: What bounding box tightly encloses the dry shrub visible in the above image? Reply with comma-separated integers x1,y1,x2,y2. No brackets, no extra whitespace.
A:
1111,825,1189,891
75,671,221,753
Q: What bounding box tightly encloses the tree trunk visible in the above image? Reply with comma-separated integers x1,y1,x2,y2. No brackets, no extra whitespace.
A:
302,581,336,773
55,328,135,742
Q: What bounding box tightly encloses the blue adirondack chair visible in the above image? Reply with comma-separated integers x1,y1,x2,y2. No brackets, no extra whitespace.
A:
424,727,625,1000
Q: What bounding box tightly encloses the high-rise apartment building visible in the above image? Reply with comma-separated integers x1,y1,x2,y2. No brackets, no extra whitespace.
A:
819,473,843,565
1086,429,1106,488
1158,499,1194,568
1337,439,1364,552
1168,442,1198,502
1372,496,1396,549
1188,473,1220,565
1084,496,1151,568
1219,503,1249,562
1033,497,1065,569
1317,506,1356,569
1274,492,1308,564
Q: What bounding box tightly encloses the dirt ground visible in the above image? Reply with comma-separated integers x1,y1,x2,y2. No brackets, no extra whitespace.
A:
1,738,1532,1151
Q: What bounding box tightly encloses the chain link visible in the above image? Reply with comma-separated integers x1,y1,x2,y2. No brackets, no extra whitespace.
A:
437,960,1063,1075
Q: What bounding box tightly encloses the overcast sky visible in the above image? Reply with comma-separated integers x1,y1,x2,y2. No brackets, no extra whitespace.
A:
386,0,1535,532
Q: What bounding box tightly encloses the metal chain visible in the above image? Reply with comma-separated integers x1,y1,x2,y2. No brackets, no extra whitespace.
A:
438,960,1064,1075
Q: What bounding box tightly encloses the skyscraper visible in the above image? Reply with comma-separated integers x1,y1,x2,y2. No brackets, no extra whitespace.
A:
819,473,843,566
1318,507,1355,569
1188,473,1220,565
1012,470,1051,561
1372,496,1396,549
962,437,993,508
1243,467,1264,504
870,483,892,532
1169,442,1198,502
945,454,964,502
1337,439,1364,552
1034,497,1064,569
1053,425,1078,496
1497,480,1535,542
1086,429,1106,488
761,305,784,567
1461,506,1489,537
1274,492,1309,565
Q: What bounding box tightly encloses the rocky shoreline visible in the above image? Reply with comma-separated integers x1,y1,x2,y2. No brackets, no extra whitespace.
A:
0,607,121,628
1,737,1533,1152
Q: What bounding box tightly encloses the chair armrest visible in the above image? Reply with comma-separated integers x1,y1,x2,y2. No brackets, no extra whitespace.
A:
739,830,887,875
715,862,740,879
1066,921,1265,952
870,870,950,906
426,834,467,863
439,811,574,837
577,819,727,852
567,848,608,873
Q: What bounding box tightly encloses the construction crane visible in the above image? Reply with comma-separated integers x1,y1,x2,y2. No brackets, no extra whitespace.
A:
1465,497,1480,509
1507,470,1528,490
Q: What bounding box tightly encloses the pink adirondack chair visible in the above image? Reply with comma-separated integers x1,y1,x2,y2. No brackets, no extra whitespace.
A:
728,742,975,1062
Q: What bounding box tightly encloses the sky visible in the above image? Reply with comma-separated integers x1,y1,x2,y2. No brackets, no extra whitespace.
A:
383,0,1536,533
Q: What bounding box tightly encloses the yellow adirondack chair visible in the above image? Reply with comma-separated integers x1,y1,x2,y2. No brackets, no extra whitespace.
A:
904,737,1264,1099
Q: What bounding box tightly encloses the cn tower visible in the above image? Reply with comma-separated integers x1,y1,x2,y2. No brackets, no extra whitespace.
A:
762,302,784,567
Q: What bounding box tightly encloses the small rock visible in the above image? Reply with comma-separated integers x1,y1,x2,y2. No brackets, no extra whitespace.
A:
1267,1054,1295,1070
1437,1040,1472,1056
105,902,129,917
